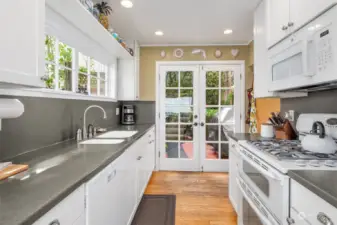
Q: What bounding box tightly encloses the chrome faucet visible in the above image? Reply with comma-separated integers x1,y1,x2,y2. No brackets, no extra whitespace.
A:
83,105,107,139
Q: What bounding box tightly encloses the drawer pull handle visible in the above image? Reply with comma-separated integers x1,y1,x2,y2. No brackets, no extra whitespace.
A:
49,219,60,225
287,217,295,225
318,212,334,225
137,156,142,160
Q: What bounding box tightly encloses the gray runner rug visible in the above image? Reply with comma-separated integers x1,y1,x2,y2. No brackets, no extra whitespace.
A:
131,195,176,225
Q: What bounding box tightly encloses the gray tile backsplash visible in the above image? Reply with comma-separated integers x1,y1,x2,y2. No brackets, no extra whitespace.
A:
281,89,337,127
121,101,156,124
0,96,119,160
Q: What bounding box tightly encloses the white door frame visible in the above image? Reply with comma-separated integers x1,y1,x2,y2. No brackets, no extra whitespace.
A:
154,61,246,171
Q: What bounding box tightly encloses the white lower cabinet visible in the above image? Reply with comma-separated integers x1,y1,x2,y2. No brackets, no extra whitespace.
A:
33,128,155,225
86,127,155,225
33,185,85,225
228,138,240,213
290,180,337,225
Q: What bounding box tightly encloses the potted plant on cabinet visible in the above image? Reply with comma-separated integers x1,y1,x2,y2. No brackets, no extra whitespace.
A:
94,1,113,29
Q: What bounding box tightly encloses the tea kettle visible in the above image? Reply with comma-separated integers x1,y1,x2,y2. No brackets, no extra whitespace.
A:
301,121,337,154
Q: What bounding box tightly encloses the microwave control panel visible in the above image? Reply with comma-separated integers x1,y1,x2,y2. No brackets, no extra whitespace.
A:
317,29,333,72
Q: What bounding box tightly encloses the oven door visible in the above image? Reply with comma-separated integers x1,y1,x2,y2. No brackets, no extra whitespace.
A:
237,177,279,225
237,147,289,224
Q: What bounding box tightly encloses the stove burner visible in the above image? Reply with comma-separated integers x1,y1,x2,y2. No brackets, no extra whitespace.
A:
247,140,337,161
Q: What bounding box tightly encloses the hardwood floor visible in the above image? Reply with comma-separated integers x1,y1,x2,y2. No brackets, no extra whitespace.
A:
145,172,237,225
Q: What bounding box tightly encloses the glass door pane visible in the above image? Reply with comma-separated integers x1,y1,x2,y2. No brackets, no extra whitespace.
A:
200,65,241,172
160,66,199,171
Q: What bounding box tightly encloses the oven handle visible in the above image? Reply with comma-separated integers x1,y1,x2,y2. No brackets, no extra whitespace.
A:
238,148,282,182
236,178,275,225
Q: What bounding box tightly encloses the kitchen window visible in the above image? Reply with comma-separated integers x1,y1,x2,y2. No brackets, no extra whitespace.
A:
44,35,110,98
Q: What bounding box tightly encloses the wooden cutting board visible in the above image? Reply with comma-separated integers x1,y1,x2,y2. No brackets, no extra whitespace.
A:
0,164,29,181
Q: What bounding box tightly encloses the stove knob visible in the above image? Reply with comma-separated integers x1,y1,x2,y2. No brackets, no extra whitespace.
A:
309,160,321,167
296,160,307,167
325,160,337,167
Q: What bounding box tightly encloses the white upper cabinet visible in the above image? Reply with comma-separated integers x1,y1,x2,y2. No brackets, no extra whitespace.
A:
118,41,140,101
290,0,336,32
0,0,45,87
266,0,291,48
254,0,275,98
267,0,337,48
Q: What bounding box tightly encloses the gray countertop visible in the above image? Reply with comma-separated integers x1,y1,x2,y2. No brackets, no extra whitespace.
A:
226,132,262,142
288,170,337,209
0,124,154,225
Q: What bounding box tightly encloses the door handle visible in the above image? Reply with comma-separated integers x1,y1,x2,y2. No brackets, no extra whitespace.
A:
194,122,198,127
194,115,198,119
282,25,288,31
49,220,60,225
200,122,205,127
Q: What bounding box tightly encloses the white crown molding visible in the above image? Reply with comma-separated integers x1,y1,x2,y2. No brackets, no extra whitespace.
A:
140,43,250,47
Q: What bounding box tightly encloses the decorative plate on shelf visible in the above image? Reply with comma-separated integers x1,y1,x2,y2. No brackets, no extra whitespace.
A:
174,48,184,58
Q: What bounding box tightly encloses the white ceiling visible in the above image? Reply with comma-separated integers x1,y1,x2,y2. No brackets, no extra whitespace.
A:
102,0,261,46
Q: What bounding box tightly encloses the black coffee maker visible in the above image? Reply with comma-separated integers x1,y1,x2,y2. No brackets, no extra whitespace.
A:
121,105,136,125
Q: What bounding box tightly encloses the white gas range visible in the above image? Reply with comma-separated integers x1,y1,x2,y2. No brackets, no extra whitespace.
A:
236,114,337,225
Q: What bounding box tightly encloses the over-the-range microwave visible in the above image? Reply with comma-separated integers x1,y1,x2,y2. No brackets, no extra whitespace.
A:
268,4,337,92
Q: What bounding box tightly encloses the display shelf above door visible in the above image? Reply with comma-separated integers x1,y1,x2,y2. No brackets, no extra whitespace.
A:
46,0,133,60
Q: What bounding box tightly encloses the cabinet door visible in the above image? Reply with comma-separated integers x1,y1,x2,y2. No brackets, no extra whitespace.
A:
86,163,122,225
267,0,291,48
0,0,45,87
228,139,239,213
290,0,336,31
254,0,275,98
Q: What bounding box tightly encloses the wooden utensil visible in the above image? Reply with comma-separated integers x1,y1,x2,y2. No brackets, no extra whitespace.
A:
0,164,29,181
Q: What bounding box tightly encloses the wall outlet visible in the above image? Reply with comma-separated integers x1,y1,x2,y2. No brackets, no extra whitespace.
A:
285,110,295,122
116,107,120,116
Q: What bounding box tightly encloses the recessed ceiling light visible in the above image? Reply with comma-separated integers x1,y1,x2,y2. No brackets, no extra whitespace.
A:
121,0,133,8
155,30,164,36
224,29,233,35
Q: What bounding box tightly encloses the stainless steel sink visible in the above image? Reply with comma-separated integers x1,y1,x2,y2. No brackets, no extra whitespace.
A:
80,139,125,145
97,131,138,139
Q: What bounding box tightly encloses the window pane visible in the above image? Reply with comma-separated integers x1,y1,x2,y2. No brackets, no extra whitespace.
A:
90,76,98,95
220,143,229,159
166,90,178,102
78,73,88,94
59,68,72,91
100,79,106,96
180,90,193,105
45,64,55,89
180,71,193,87
166,125,178,140
180,125,193,141
206,90,219,105
180,106,193,123
206,71,219,87
165,106,179,123
206,125,219,141
166,142,179,158
221,89,234,105
166,71,178,87
206,143,219,159
45,35,56,62
79,52,89,74
221,71,234,87
90,58,99,76
59,41,73,68
206,108,219,123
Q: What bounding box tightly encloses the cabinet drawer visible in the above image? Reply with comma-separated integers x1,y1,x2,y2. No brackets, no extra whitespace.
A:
291,180,337,225
33,185,85,225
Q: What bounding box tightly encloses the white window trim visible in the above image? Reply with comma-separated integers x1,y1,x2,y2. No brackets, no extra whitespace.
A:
43,35,115,101
0,88,117,102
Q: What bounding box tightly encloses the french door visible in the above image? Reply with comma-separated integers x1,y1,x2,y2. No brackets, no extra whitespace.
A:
159,63,243,172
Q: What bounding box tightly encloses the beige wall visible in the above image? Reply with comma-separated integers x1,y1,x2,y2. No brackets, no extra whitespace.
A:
139,45,252,100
